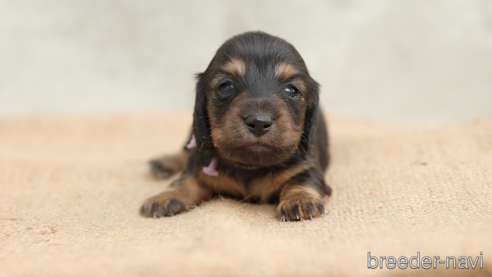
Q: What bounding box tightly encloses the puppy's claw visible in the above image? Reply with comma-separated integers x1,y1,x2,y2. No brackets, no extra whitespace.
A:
277,196,324,222
140,193,187,218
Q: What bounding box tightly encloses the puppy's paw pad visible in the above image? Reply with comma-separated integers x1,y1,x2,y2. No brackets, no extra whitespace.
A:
148,160,176,180
139,194,186,218
277,197,324,221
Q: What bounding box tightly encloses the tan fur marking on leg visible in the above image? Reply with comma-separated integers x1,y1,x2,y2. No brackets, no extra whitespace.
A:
277,185,324,221
280,185,320,200
169,176,212,206
248,163,312,202
140,175,212,217
200,171,246,198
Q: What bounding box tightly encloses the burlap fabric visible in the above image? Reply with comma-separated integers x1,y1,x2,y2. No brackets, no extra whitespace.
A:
1,114,491,277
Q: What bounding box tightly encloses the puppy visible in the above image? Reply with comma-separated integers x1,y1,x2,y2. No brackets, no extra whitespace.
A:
140,31,331,221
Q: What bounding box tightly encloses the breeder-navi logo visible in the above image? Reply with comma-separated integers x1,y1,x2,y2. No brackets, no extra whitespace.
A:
367,252,484,270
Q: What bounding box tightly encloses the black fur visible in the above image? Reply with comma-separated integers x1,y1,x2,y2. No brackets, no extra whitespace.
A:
193,73,213,150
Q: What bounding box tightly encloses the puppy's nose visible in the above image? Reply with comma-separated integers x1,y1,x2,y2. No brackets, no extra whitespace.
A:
244,114,273,137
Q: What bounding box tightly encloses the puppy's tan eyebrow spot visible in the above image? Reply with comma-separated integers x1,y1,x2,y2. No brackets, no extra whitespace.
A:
210,74,226,88
290,79,306,93
222,59,246,77
275,62,298,80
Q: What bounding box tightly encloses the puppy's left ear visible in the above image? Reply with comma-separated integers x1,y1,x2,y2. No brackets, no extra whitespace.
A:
192,73,213,150
298,78,320,157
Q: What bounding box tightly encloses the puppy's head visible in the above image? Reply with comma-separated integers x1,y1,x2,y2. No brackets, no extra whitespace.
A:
193,31,319,167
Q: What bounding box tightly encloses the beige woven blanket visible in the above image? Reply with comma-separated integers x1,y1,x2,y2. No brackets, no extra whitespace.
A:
1,114,491,276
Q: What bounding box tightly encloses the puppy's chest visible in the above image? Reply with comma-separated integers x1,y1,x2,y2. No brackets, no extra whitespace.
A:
198,162,310,202
199,170,284,202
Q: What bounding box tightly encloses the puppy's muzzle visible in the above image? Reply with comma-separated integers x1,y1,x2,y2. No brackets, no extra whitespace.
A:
244,114,273,137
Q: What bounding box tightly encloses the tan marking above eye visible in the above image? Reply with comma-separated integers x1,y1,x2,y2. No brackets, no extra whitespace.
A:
222,58,246,77
275,62,299,80
210,74,226,88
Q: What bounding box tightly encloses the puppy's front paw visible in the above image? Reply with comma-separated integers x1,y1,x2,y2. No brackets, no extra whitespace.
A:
139,193,187,218
277,195,324,221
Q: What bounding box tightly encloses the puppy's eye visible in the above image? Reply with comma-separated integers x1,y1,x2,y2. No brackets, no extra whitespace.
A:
284,85,300,99
218,81,235,96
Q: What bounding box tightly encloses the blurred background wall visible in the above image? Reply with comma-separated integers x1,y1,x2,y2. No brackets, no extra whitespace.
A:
1,0,491,125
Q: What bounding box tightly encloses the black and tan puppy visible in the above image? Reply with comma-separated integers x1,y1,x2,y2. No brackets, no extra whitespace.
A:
140,31,331,221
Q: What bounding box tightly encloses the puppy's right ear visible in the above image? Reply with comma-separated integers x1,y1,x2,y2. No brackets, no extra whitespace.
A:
192,73,212,150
